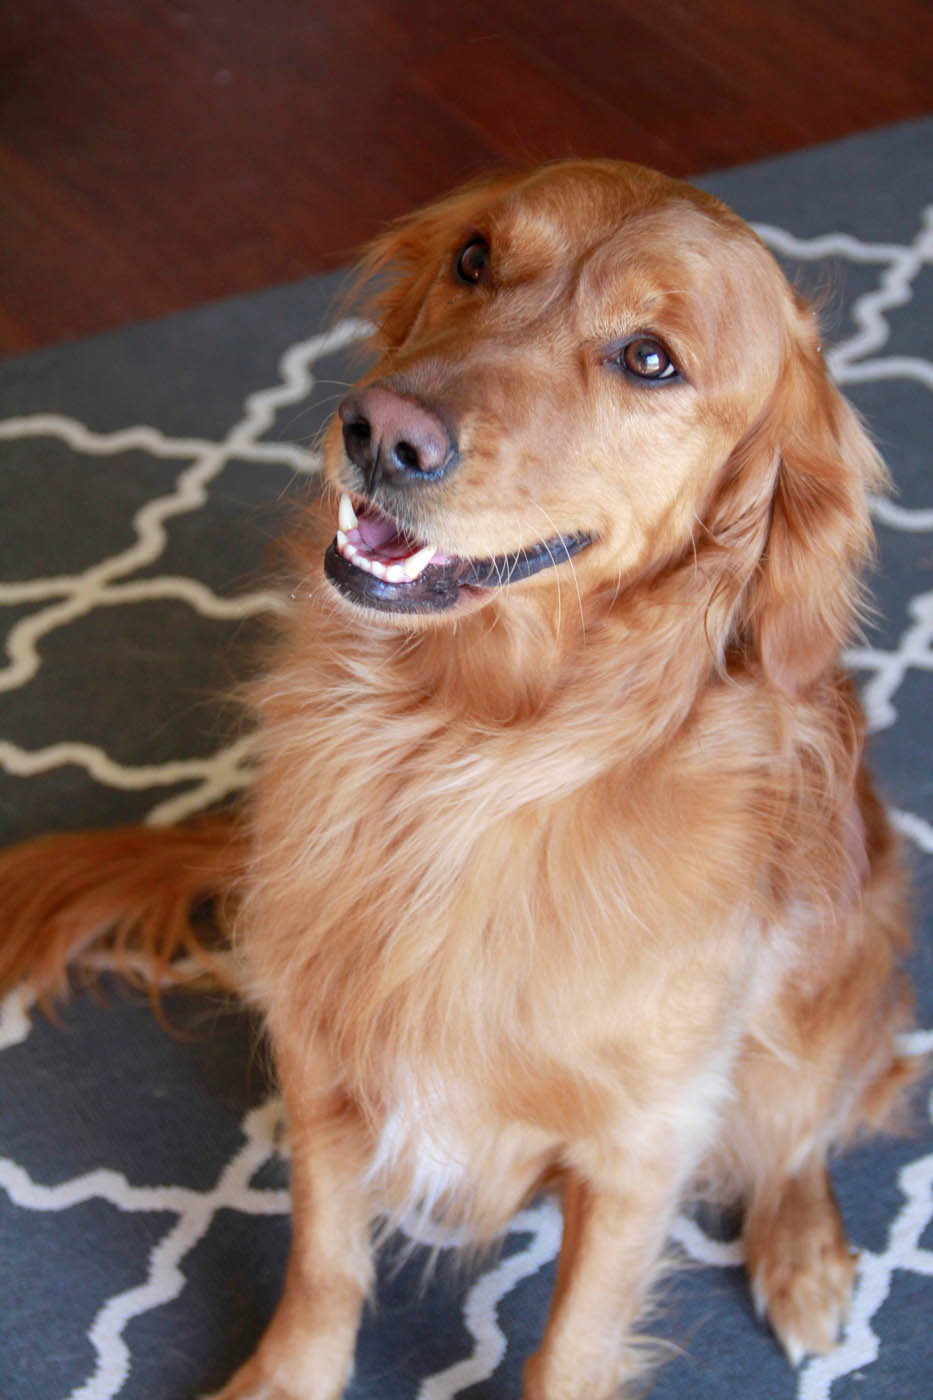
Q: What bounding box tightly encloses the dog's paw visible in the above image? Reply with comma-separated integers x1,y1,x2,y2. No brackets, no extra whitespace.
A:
203,1383,273,1394
750,1222,857,1365
745,1165,860,1365
200,1346,352,1400
199,1362,300,1400
200,1382,280,1400
201,1383,299,1400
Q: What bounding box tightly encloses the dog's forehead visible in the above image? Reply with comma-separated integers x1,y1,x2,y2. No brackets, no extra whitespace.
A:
480,170,790,384
487,163,736,257
485,166,786,319
581,203,784,327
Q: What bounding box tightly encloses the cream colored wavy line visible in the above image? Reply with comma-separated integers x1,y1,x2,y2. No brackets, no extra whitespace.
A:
798,1144,933,1400
756,208,933,395
891,808,933,855
897,1029,933,1059
0,447,239,691
755,208,933,363
143,748,256,828
238,316,372,439
0,413,317,473
0,573,284,614
845,590,933,733
753,223,929,269
836,355,932,389
0,317,370,692
0,1097,289,1400
0,733,252,791
670,1211,744,1267
0,732,257,828
830,206,933,370
417,1197,564,1400
0,986,36,1051
869,495,933,533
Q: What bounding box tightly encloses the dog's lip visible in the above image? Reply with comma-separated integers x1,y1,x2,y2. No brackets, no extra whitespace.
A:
325,494,594,614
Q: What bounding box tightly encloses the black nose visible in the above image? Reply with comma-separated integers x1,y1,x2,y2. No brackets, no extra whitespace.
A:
339,386,456,491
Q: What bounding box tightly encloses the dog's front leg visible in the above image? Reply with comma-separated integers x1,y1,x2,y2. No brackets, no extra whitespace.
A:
206,1040,373,1400
524,1160,680,1400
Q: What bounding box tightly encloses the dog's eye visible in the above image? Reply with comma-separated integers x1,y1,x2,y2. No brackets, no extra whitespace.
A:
454,236,490,285
619,337,679,382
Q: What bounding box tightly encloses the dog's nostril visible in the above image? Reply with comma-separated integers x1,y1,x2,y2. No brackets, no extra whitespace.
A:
342,418,373,467
392,440,421,473
345,419,371,446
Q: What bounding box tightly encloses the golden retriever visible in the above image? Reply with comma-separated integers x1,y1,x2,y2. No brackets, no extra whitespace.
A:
0,160,920,1400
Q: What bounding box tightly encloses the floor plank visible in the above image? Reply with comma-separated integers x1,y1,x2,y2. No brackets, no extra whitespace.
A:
1,0,930,352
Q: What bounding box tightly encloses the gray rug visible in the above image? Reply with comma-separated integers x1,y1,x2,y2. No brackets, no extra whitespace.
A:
1,119,931,1400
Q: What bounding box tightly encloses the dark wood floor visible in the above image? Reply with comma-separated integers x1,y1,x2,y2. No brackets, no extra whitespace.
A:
2,0,930,354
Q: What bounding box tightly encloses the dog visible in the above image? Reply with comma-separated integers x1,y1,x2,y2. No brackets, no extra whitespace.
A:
0,160,921,1400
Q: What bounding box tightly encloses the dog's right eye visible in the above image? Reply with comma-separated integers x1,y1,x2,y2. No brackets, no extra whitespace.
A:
619,337,679,382
454,237,490,285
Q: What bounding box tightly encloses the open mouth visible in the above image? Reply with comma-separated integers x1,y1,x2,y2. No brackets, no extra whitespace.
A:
324,495,594,614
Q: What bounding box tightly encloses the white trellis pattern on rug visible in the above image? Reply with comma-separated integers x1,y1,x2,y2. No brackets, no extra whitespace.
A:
0,204,930,1400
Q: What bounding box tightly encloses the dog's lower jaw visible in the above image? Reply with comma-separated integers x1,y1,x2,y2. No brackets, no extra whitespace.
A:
323,522,595,618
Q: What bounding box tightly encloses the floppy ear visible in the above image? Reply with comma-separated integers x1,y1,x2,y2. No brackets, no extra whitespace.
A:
738,321,887,695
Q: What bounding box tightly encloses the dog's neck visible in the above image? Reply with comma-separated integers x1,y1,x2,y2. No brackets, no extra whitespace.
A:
292,562,726,781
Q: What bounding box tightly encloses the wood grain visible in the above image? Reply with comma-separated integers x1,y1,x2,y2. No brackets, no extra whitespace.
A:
1,0,930,353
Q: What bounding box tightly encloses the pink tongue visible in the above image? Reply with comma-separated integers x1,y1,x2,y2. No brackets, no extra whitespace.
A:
357,510,418,562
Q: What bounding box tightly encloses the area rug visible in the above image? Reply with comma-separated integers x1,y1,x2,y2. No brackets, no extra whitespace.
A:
1,119,931,1400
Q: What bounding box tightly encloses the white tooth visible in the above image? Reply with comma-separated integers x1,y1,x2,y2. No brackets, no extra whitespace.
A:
384,563,408,584
368,559,388,580
342,540,359,560
403,545,438,579
349,550,375,575
338,493,358,532
336,530,347,549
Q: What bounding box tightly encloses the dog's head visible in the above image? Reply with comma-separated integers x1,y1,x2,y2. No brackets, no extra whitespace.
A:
321,161,884,694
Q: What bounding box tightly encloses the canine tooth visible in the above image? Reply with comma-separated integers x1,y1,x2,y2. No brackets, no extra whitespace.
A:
403,544,437,579
338,493,358,532
336,530,348,549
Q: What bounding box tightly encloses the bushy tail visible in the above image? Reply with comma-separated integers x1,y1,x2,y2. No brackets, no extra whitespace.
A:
0,815,247,1008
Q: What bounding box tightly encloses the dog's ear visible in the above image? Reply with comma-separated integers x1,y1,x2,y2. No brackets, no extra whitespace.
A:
350,173,526,349
729,313,887,695
352,212,446,350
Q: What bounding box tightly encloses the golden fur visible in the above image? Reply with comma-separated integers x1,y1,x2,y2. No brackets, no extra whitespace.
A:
0,161,920,1399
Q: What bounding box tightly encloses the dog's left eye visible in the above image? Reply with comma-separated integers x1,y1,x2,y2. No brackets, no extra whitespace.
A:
454,236,490,284
617,337,679,382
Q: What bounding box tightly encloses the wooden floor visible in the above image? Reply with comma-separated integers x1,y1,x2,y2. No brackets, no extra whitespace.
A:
1,0,930,354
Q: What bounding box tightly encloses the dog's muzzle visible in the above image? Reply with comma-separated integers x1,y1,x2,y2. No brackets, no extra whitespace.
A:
327,384,594,615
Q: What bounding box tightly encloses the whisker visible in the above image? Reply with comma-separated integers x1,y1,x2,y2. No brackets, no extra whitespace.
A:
689,513,703,576
528,500,586,640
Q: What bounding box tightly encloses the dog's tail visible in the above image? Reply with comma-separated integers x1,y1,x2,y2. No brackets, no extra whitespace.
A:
0,814,247,1008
